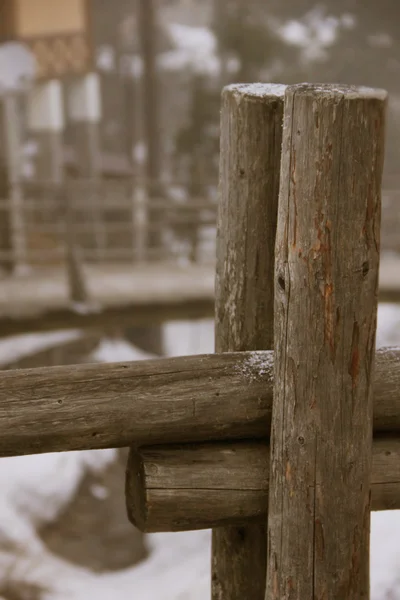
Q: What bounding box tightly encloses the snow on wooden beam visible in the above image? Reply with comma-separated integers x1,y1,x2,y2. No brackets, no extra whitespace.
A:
0,348,399,458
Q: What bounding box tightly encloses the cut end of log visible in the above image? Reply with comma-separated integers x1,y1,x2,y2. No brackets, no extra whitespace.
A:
125,447,148,532
126,442,269,533
125,438,400,533
286,82,388,101
223,83,287,100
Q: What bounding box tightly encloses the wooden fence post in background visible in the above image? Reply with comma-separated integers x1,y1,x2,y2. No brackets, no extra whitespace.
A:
67,73,102,179
0,92,27,274
213,83,285,600
27,80,65,185
267,84,387,599
67,73,106,261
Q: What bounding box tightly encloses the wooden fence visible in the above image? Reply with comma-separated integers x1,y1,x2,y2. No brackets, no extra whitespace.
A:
0,178,217,269
0,83,399,599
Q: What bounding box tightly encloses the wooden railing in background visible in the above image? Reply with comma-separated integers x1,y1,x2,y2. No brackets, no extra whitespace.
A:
0,179,218,267
0,178,398,270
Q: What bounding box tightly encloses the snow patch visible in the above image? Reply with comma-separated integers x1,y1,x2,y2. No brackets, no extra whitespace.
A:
292,83,387,101
227,83,286,98
276,8,357,63
0,330,83,366
90,484,109,500
371,511,400,598
70,302,102,315
168,23,216,56
377,304,400,348
0,449,116,552
0,42,35,93
236,351,274,382
89,337,155,363
160,23,220,75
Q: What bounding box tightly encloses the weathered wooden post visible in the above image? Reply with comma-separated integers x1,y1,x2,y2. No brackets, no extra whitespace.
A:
138,0,162,258
67,73,102,179
27,80,65,185
266,84,387,598
212,83,285,599
132,0,165,356
0,92,28,273
66,72,106,262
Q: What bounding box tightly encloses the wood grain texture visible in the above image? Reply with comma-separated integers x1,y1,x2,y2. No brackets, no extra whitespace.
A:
0,348,399,458
125,437,400,532
0,351,270,457
213,83,285,600
267,84,387,600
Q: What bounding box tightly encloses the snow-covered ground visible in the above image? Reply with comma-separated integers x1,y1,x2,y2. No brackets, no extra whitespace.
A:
0,330,84,367
0,305,399,599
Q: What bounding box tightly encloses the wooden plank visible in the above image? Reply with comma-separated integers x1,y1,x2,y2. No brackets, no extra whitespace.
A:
267,84,387,599
0,348,399,458
0,296,215,338
213,83,285,600
0,262,215,337
126,436,400,532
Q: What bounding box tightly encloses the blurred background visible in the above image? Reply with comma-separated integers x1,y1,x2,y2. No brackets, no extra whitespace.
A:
0,1,399,599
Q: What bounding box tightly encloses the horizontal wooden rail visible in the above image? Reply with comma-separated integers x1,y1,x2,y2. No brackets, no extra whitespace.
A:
126,436,400,532
0,197,218,211
0,248,215,263
0,348,399,458
20,218,216,235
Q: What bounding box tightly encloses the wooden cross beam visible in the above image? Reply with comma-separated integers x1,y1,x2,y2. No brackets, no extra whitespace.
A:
126,436,400,533
0,347,399,458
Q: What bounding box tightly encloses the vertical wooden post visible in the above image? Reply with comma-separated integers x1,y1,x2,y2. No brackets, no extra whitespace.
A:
213,83,285,599
67,72,106,260
266,84,387,599
137,0,161,197
0,92,27,273
64,192,89,307
67,73,102,178
134,0,165,356
27,80,65,184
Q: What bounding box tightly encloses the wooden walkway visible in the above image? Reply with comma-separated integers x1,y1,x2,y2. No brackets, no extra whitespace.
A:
0,262,215,338
0,256,398,338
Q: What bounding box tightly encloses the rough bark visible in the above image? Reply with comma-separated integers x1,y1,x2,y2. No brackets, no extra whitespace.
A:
126,436,400,532
0,348,398,458
213,83,285,600
267,84,387,600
